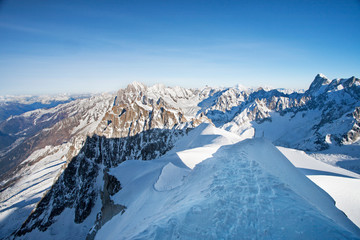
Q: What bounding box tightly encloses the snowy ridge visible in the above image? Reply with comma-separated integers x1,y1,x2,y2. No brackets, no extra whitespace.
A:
171,123,242,169
96,124,360,239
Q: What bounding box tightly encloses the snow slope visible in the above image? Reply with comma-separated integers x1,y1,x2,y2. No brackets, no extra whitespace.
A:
170,123,242,169
96,124,360,239
0,94,113,239
0,144,69,238
309,176,360,228
279,146,360,228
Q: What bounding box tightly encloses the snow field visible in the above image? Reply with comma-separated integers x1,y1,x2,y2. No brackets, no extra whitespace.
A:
279,146,360,228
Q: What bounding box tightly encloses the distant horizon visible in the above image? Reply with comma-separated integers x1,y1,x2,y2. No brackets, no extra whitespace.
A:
1,0,359,95
1,73,358,97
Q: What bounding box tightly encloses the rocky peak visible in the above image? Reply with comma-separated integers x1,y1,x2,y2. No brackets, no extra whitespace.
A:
342,76,359,88
126,81,147,93
306,73,331,95
114,82,148,105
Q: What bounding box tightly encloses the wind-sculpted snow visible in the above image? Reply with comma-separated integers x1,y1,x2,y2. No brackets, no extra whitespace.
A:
96,124,360,239
154,162,190,191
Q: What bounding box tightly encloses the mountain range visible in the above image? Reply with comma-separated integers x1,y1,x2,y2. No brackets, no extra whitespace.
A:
0,74,360,239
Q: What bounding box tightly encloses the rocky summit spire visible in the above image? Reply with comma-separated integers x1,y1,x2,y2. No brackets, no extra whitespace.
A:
306,73,331,95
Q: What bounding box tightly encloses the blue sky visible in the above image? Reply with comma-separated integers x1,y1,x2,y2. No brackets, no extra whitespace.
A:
0,0,360,95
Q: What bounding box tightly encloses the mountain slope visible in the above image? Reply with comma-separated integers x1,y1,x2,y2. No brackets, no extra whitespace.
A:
0,94,114,239
95,124,360,239
279,146,360,228
0,93,113,183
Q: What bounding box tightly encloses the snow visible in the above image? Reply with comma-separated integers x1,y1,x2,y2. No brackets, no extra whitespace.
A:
16,203,101,240
310,143,360,166
278,147,360,179
0,93,91,105
176,147,216,170
70,94,114,136
129,81,147,91
318,73,328,79
279,146,360,228
0,144,70,239
171,123,242,169
0,94,113,239
96,124,360,239
225,111,301,144
154,162,190,191
337,84,345,90
325,134,332,144
223,102,359,151
2,77,360,239
309,176,360,227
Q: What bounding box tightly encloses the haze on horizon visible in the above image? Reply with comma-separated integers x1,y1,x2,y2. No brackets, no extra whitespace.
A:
0,0,359,95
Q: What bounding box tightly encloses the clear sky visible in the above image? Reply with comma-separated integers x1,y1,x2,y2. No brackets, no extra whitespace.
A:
0,0,360,95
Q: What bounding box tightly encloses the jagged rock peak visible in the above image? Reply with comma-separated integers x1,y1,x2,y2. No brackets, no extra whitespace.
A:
306,73,331,95
114,82,148,105
313,73,330,85
125,81,147,92
316,73,328,79
342,76,360,88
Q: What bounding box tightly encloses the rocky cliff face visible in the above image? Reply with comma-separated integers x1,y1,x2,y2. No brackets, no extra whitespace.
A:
14,128,185,238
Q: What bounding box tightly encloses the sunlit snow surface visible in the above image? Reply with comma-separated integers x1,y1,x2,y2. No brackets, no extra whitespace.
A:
279,147,360,228
96,124,360,239
0,145,68,238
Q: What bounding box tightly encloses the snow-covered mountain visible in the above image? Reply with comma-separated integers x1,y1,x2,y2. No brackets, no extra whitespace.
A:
0,94,91,123
0,74,360,239
0,94,113,183
0,93,92,169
